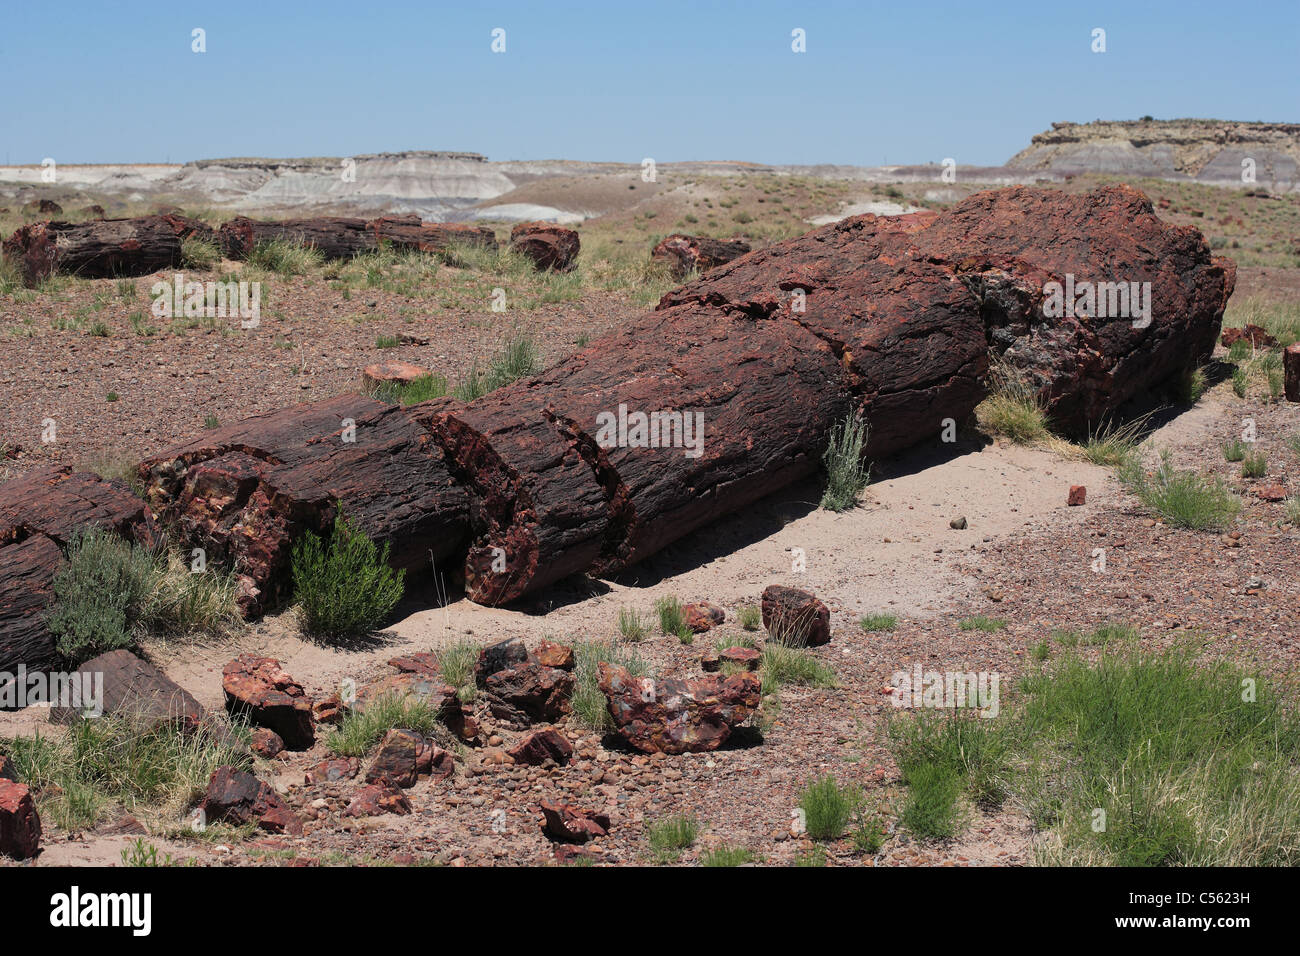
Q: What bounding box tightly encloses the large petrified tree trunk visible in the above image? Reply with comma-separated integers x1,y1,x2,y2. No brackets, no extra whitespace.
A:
2,185,1236,637
2,215,215,286
218,215,498,261
0,469,156,680
651,234,751,278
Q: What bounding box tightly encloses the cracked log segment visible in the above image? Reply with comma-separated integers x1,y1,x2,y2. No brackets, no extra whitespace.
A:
218,215,497,261
0,469,156,679
651,234,752,279
137,394,470,616
2,215,216,286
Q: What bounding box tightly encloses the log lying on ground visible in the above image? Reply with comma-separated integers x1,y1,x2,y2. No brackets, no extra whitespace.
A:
509,222,580,271
2,215,216,286
651,234,751,278
0,469,156,678
4,185,1232,630
218,214,498,261
137,394,470,615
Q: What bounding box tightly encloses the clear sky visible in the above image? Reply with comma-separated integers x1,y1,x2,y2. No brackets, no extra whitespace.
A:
3,0,1296,167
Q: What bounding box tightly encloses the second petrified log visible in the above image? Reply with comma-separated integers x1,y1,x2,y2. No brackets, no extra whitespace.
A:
2,215,216,286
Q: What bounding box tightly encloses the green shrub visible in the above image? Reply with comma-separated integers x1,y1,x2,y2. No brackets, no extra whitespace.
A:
1081,414,1149,468
798,775,862,840
819,412,870,511
1175,366,1206,404
738,605,761,631
435,640,481,702
617,608,648,641
1232,365,1248,398
1241,450,1267,478
45,526,157,664
977,363,1050,444
654,595,685,635
700,845,757,866
247,239,322,276
180,237,222,271
1223,438,1247,462
291,512,405,639
327,691,441,757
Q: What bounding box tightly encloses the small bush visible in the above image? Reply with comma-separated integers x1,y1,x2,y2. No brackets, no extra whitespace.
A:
291,512,405,639
820,412,870,511
375,334,399,349
738,605,761,631
1223,439,1247,462
899,763,964,838
367,372,449,406
798,775,862,840
851,808,887,854
860,613,897,632
1232,365,1248,398
45,527,157,664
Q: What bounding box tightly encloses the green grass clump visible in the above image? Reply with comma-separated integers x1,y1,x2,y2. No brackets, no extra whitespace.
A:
1175,366,1207,404
247,239,322,276
326,692,441,757
435,639,481,702
737,605,761,631
617,607,648,641
1119,450,1240,531
647,814,698,861
180,237,222,271
654,595,685,635
1285,499,1300,527
1080,414,1149,468
699,845,757,866
366,372,449,406
859,613,898,632
958,615,1006,632
819,412,871,511
1241,450,1267,478
976,363,1050,444
1223,438,1247,462
1232,365,1248,398
291,512,405,639
3,717,248,831
570,639,650,731
451,333,539,401
798,775,863,840
760,643,837,695
375,334,399,349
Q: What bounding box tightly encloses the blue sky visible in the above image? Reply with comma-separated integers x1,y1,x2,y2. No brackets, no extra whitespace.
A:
2,0,1296,166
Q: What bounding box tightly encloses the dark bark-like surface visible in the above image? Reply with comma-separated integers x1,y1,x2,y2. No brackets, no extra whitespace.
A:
218,215,499,261
137,395,470,615
2,215,215,285
651,234,751,278
509,222,579,271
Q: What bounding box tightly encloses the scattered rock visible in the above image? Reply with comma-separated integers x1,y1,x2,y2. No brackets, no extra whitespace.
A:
950,516,968,529
598,663,762,754
553,844,596,865
509,222,580,271
366,729,453,788
533,639,575,670
682,601,726,633
304,758,360,785
485,660,574,725
312,693,344,724
201,766,302,835
538,799,609,843
761,585,832,646
475,638,530,686
1068,485,1087,506
223,656,315,750
361,360,433,393
1256,484,1287,502
719,647,761,671
1221,325,1278,349
345,783,412,818
0,780,40,859
507,728,574,766
0,755,16,782
387,651,440,676
250,728,285,759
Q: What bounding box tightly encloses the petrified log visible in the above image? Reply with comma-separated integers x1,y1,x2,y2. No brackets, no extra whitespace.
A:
651,234,751,278
218,214,498,262
218,215,373,261
48,649,206,731
2,215,215,286
22,185,1231,622
0,469,156,679
509,222,579,271
137,394,470,615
